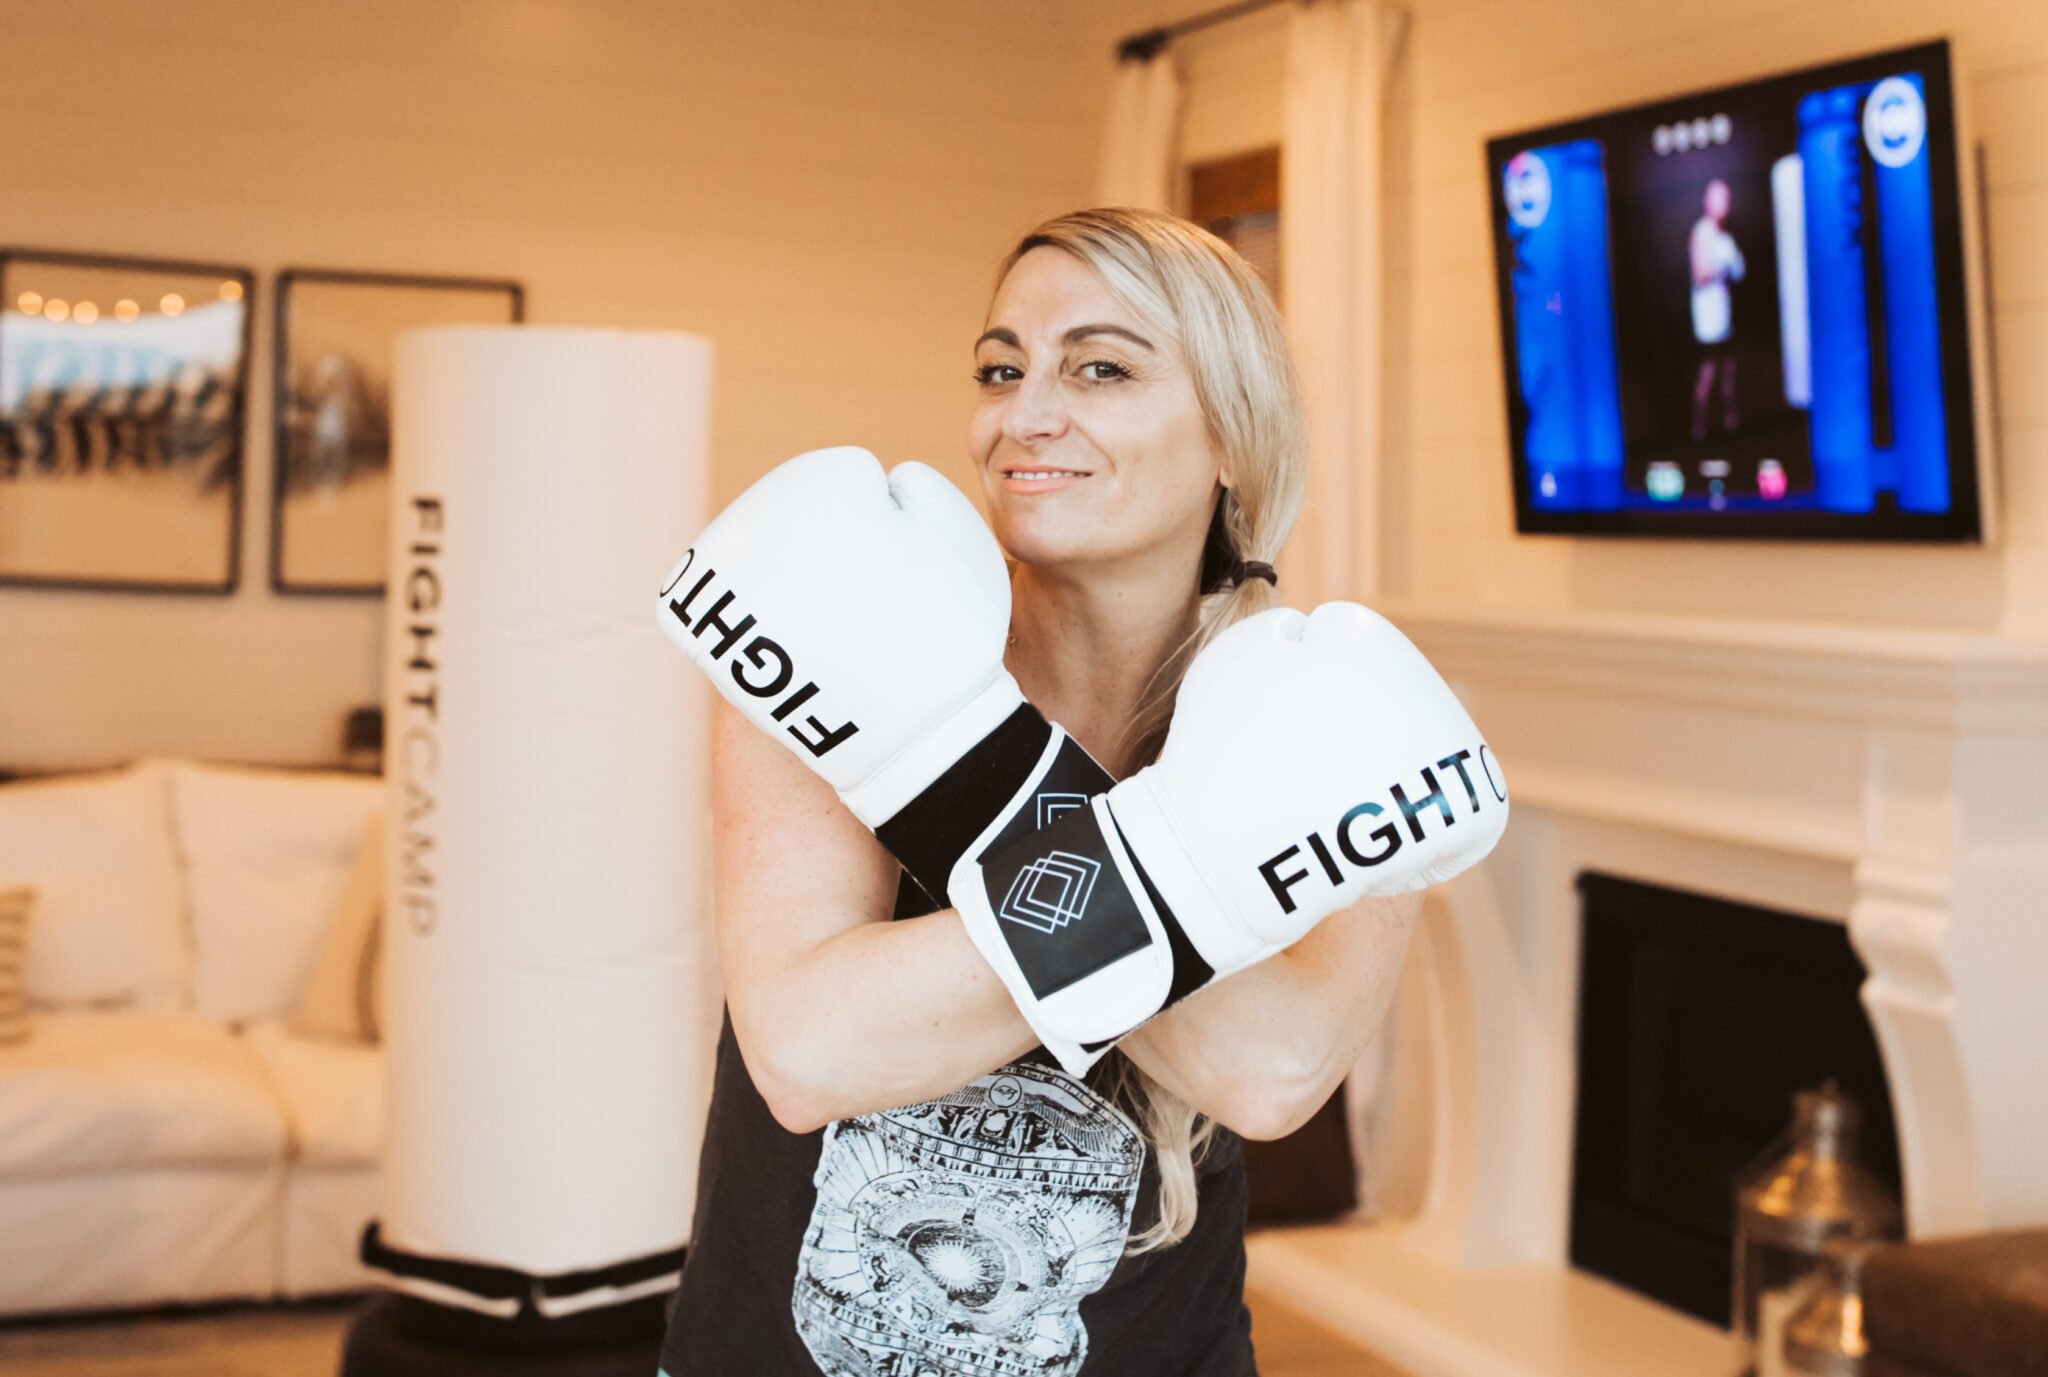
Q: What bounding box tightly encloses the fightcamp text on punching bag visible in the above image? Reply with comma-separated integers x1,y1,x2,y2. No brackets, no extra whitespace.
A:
396,495,443,938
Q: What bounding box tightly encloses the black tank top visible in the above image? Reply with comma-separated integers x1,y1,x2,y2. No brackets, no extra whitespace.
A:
657,872,1256,1377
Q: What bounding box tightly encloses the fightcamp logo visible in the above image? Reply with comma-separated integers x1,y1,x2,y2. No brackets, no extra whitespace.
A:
661,551,860,758
998,851,1102,935
394,495,444,937
998,798,1099,933
1036,793,1088,827
1258,745,1507,915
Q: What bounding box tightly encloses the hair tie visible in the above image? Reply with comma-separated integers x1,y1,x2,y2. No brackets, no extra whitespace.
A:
1230,559,1277,588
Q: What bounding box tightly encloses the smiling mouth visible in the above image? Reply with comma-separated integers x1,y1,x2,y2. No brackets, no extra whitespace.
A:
1002,469,1089,483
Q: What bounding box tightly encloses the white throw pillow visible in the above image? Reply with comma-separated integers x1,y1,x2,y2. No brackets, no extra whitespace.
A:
0,763,187,1011
169,761,383,1025
0,885,32,1043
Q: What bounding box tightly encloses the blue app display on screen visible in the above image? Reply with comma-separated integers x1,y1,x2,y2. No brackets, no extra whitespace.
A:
1487,42,1980,540
1504,140,1625,512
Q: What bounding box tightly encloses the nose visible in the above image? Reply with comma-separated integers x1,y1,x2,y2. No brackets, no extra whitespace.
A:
1001,368,1070,448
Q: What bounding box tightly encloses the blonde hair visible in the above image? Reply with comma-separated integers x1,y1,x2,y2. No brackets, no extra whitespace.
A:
992,207,1307,1251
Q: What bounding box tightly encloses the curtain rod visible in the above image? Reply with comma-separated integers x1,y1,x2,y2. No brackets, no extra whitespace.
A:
1115,1,1414,71
1115,0,1291,62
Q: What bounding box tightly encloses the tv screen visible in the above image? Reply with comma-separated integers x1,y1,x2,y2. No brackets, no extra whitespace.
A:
1485,40,1986,540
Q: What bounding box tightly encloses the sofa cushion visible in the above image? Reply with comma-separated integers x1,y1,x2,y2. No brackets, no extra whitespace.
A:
0,763,187,1011
0,1010,286,1175
244,1021,382,1168
0,886,30,1045
168,761,382,1024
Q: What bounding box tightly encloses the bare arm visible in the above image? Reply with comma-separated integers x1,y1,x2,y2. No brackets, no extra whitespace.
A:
719,690,1427,1139
1116,888,1427,1141
712,701,1037,1132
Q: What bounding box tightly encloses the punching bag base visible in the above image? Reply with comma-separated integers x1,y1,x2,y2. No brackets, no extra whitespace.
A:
339,1296,665,1377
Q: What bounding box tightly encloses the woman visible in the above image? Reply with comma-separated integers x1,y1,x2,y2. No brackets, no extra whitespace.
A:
657,208,1425,1376
1689,177,1745,443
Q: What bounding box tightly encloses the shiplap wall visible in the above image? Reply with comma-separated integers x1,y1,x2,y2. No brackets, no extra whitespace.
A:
0,0,1179,768
9,0,2037,770
1380,0,2048,636
1179,6,1289,167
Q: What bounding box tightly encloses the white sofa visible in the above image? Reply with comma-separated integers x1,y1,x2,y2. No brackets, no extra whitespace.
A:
0,757,385,1317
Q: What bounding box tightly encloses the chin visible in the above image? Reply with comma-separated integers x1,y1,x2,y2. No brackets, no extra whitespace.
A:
988,508,1110,572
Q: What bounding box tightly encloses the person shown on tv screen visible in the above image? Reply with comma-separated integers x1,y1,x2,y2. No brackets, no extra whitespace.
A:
1689,177,1745,444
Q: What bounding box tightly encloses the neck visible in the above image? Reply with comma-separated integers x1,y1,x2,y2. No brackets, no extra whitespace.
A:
1007,555,1201,776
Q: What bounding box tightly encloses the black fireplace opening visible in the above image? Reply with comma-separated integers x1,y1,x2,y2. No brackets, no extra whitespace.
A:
1568,871,1903,1328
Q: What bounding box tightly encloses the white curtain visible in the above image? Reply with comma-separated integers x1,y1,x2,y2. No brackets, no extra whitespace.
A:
1280,0,1403,608
1096,46,1184,210
1280,0,1409,1215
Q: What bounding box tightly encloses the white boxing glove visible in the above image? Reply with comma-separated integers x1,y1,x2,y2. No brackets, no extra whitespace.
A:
949,602,1510,1072
656,447,1115,906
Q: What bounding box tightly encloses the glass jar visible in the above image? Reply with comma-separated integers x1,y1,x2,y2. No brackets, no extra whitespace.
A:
1732,1082,1901,1376
1783,1239,1874,1377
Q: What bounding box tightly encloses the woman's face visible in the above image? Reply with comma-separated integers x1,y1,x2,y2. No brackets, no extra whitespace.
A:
970,247,1224,576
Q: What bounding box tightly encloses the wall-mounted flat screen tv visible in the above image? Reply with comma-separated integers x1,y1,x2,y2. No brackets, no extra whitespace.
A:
1485,40,1987,541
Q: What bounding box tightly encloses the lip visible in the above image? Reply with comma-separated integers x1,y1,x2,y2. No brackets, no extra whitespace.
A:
997,465,1092,495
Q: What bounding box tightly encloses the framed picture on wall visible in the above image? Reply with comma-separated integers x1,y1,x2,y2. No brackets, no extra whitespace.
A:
0,248,254,592
272,269,523,594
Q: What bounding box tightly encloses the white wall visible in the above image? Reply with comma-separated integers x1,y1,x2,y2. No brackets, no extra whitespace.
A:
0,0,1175,770
1379,0,2048,637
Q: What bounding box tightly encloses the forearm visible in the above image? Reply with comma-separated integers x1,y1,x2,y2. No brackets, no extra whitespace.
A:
729,904,1039,1132
1117,890,1425,1139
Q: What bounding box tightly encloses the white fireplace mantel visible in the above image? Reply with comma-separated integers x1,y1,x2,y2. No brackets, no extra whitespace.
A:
1249,602,2048,1377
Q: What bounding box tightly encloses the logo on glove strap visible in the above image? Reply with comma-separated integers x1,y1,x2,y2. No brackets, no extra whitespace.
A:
1035,793,1088,829
998,851,1101,935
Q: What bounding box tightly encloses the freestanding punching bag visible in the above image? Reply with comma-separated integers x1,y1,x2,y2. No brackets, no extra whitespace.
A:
342,326,718,1377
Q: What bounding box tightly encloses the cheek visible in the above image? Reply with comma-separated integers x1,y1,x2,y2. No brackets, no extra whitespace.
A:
1100,451,1221,552
1073,392,1217,509
1141,405,1224,511
968,400,996,449
967,402,1004,478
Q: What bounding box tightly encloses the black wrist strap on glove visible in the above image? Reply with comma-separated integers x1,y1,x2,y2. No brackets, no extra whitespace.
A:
881,705,1221,1061
876,704,1113,906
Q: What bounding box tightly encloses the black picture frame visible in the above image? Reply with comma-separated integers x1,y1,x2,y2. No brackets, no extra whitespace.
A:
271,268,524,595
0,247,255,593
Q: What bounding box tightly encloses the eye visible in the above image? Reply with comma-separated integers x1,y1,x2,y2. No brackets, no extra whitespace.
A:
973,363,1021,387
1078,358,1133,382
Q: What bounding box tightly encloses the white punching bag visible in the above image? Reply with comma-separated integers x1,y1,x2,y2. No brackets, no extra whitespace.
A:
376,325,717,1324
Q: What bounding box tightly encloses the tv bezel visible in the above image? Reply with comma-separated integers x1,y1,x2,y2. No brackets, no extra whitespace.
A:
1483,38,1986,543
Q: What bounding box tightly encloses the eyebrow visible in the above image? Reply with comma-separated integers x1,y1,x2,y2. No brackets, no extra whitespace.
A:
974,323,1157,351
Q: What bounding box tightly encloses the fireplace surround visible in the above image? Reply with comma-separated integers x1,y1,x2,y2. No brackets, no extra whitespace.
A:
1568,869,1902,1327
1245,601,2048,1377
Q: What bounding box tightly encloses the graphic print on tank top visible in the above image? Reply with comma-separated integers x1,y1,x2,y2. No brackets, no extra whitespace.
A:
792,1058,1144,1376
